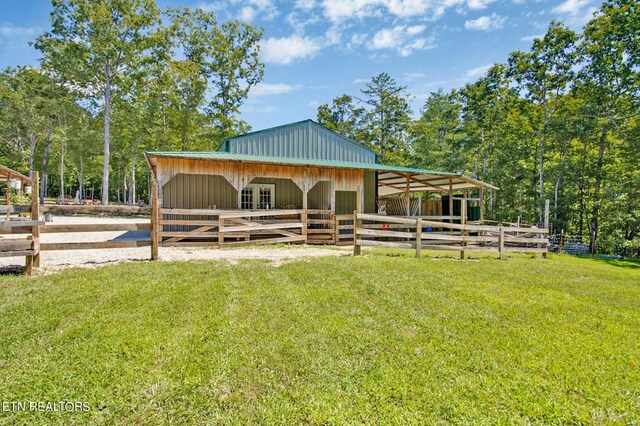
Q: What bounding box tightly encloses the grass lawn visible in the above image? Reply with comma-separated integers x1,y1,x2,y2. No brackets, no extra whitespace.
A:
0,250,639,424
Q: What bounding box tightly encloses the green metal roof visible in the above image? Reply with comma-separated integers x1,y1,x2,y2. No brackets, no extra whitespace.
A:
217,120,377,164
148,151,449,173
146,151,498,190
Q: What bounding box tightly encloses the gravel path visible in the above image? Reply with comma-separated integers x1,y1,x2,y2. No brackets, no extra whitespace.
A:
0,215,350,273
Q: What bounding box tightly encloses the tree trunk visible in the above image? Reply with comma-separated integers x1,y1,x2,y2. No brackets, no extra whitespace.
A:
553,147,567,233
589,124,607,253
102,63,112,205
59,138,65,203
77,156,84,203
538,133,545,226
40,127,52,205
28,133,38,179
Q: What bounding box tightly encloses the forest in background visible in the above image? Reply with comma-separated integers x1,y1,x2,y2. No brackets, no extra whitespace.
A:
0,0,637,254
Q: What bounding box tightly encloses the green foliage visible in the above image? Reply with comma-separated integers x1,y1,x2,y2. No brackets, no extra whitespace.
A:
0,253,638,423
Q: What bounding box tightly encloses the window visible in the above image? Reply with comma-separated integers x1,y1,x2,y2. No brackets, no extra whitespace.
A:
240,184,275,210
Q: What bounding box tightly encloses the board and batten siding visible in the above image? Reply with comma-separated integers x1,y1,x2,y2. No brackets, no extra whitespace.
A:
218,120,377,164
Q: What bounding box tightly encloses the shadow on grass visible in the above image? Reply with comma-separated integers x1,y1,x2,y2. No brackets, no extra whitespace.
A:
575,254,640,270
0,264,25,275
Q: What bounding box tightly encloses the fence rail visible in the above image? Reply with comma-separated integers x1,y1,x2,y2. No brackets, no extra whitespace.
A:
353,212,548,259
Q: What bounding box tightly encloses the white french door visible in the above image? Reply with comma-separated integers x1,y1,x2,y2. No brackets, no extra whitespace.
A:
240,184,275,210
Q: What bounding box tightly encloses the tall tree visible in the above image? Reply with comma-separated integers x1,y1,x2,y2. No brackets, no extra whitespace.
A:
35,0,161,205
577,0,639,251
316,94,366,141
360,73,413,165
508,22,578,225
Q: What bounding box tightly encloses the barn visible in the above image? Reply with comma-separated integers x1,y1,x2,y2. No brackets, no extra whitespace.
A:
145,120,497,246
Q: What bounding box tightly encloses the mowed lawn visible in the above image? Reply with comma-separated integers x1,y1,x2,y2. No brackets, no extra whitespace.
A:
0,251,639,424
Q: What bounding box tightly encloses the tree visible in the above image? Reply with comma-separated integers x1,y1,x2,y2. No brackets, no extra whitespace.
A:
167,8,264,150
360,73,413,165
35,0,161,205
412,88,462,171
577,0,639,251
508,22,578,225
316,94,366,141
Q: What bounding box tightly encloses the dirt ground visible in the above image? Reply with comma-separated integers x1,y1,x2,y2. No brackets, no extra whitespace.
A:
0,215,350,273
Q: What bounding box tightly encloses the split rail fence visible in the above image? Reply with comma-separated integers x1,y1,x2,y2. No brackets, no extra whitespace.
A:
353,212,549,259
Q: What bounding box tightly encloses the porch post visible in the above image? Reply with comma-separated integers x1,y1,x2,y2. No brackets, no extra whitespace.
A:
151,174,159,261
302,181,308,244
31,172,40,269
479,188,485,224
405,173,410,216
448,178,453,224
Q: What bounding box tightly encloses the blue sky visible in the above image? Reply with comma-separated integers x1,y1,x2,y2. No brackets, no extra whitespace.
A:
1,0,599,131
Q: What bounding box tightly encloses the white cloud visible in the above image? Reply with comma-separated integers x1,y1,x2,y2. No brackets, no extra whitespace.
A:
261,35,322,65
465,64,492,78
296,0,316,9
552,0,597,26
467,0,496,10
196,2,226,13
0,23,40,48
403,72,427,81
239,6,258,21
369,25,434,56
321,0,468,22
552,0,589,14
252,83,297,96
464,14,506,31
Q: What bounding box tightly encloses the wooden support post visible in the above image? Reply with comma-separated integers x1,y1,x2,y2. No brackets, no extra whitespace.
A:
448,178,453,224
333,213,338,245
479,188,484,224
151,176,159,260
499,227,505,260
353,210,361,256
31,172,40,269
405,174,411,216
415,217,422,258
301,210,307,244
5,180,10,221
542,199,550,259
302,183,308,244
460,194,466,260
218,216,225,248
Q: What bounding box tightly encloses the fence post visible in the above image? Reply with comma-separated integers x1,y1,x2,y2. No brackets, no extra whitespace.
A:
499,226,505,260
353,210,361,256
559,229,564,252
301,209,307,244
333,213,338,245
415,217,422,258
460,197,467,260
151,176,159,261
31,172,40,269
218,216,225,248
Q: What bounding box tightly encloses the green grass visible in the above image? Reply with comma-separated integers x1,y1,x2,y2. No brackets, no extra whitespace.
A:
0,251,639,424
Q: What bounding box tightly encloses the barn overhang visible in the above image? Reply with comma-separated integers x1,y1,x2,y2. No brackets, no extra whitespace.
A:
145,151,498,195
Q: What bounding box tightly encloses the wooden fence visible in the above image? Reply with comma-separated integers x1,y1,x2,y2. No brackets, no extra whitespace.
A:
353,212,548,259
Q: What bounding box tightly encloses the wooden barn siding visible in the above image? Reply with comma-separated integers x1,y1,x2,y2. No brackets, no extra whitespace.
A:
155,158,367,200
